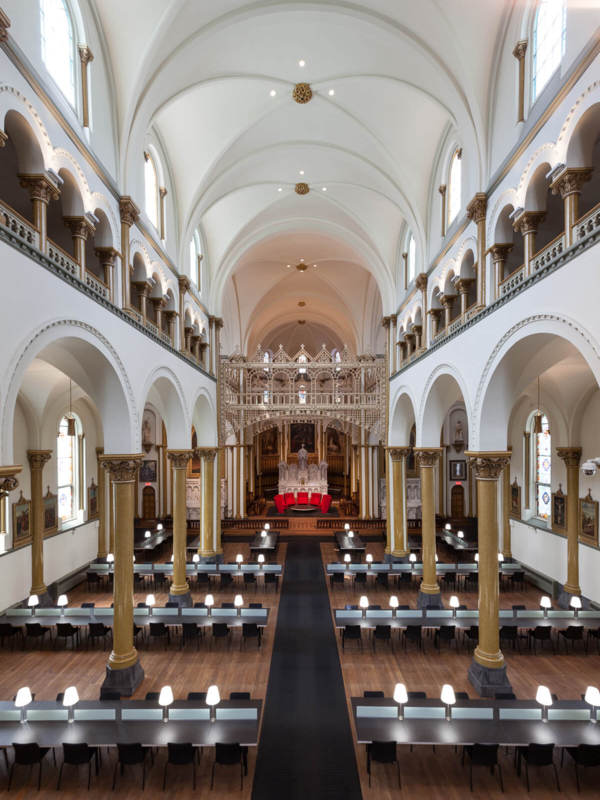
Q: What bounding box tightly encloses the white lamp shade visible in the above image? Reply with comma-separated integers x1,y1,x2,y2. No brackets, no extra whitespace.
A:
449,595,460,609
441,684,456,705
62,686,79,707
158,686,174,707
264,523,270,530
145,594,156,607
236,554,243,563
14,687,32,707
570,595,582,610
57,594,68,607
366,554,373,563
344,554,351,563
389,595,399,609
344,523,350,531
393,683,408,704
258,554,265,564
540,595,552,609
348,531,354,539
144,530,151,538
170,554,175,562
536,685,553,706
585,686,600,707
156,523,164,531
192,554,200,563
457,531,464,539
359,595,369,609
205,594,214,607
206,685,220,706
106,553,114,563
498,552,504,562
474,553,479,562
261,530,267,538
234,594,244,608
27,595,39,607
133,555,136,563
444,523,451,531
409,553,416,563
435,554,438,562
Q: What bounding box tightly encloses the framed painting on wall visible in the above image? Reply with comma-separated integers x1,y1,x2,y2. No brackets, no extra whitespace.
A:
551,485,566,534
510,479,521,519
12,492,31,544
261,427,278,456
43,487,58,535
290,423,315,453
140,460,157,483
449,460,466,481
579,490,598,545
88,478,98,520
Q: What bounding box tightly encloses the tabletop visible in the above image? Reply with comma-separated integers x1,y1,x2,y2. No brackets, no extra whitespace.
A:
334,608,600,630
335,531,366,551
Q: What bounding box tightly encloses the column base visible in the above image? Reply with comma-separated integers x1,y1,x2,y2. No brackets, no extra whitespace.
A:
385,552,409,563
417,590,444,609
557,586,587,609
101,658,144,697
468,659,512,697
168,590,192,607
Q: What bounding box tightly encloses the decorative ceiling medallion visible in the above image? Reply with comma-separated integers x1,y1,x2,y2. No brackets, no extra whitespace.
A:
298,301,306,307
292,82,312,104
295,262,308,272
295,182,309,195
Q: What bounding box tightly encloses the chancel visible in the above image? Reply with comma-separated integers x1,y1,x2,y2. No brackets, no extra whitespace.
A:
0,0,599,796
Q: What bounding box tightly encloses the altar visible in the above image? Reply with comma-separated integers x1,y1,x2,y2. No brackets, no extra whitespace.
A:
278,460,328,496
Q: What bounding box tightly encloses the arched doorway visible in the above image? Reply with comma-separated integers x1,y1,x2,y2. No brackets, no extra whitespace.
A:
142,485,156,520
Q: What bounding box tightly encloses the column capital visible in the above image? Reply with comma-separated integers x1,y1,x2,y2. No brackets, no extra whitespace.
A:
455,277,474,295
0,130,7,147
151,296,165,310
159,186,168,200
513,210,545,235
388,447,412,461
555,446,582,467
389,313,397,324
427,307,442,318
19,174,60,204
119,196,140,226
167,449,192,469
64,215,95,240
382,315,391,329
440,293,455,308
95,446,104,457
513,39,528,60
466,192,487,223
465,451,511,480
487,242,514,261
178,275,191,294
0,465,21,495
0,9,10,42
99,454,143,482
414,447,443,468
94,246,120,266
27,450,52,469
438,184,447,197
195,447,217,460
77,44,94,65
164,309,178,321
415,272,428,292
215,317,224,329
550,167,593,199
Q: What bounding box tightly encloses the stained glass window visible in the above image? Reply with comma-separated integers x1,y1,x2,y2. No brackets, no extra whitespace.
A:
533,0,566,102
57,416,77,522
298,354,307,375
40,0,76,108
535,414,551,519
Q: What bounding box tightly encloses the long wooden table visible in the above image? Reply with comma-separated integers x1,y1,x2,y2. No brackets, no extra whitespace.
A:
132,530,172,555
335,531,366,554
249,531,279,553
89,562,282,577
327,561,522,578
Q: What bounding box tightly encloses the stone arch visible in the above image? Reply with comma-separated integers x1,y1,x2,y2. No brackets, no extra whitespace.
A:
0,88,53,168
190,389,217,447
139,367,190,449
418,364,472,448
389,387,417,444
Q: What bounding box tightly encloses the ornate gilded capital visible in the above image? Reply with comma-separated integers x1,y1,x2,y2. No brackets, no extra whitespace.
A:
292,83,312,103
94,246,120,267
513,39,528,61
427,307,442,318
19,174,60,204
389,313,397,324
382,315,391,329
551,168,593,198
119,196,140,226
465,451,510,480
466,192,487,223
99,454,143,482
0,130,7,148
27,450,53,470
77,44,94,65
455,277,474,295
487,243,514,262
0,9,10,42
95,447,104,457
513,211,546,235
295,182,310,195
195,447,217,461
415,273,428,292
167,449,192,469
438,184,447,197
0,465,21,496
215,318,224,329
414,448,443,468
64,216,95,240
440,293,455,308
388,447,412,461
151,296,165,309
178,275,191,294
159,186,168,200
556,446,582,468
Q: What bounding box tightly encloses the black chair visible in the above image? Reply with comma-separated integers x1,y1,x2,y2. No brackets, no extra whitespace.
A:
133,623,144,645
164,602,178,608
495,692,516,700
55,692,64,702
210,743,246,790
55,622,80,649
434,625,457,652
511,570,525,590
221,602,235,609
559,625,586,653
463,625,479,650
194,602,206,608
220,573,233,588
363,691,384,698
0,623,21,649
163,742,197,790
512,604,526,613
264,572,279,591
500,625,521,652
517,743,559,791
249,602,263,609
148,622,170,650
403,625,422,651
99,689,121,701
24,622,51,649
529,625,554,654
330,572,345,588
354,572,367,586
230,692,251,700
443,572,457,589
455,691,470,700
153,572,168,592
342,625,362,650
88,622,111,649
136,602,148,608
366,741,401,787
345,604,359,610
565,744,600,792
587,627,600,654
187,692,206,701
81,602,95,609
8,743,51,790
181,623,202,650
372,625,392,652
368,604,382,610
397,604,410,611
113,743,152,790
376,572,389,587
463,744,503,792
243,573,257,590
241,622,261,649
197,572,210,588
145,692,160,701
212,623,231,648
407,691,427,699
57,743,99,790
86,571,101,591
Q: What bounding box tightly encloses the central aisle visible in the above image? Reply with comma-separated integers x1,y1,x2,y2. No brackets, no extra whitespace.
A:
252,538,362,799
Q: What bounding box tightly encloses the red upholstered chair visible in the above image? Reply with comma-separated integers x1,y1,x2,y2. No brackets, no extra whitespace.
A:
284,492,295,507
320,494,332,513
309,493,322,507
297,491,309,505
274,494,285,514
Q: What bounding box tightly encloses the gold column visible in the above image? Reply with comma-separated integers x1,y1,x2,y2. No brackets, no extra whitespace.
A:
414,449,443,607
390,314,397,372
466,193,487,308
523,431,531,509
551,169,592,248
388,448,410,556
513,211,545,276
77,45,94,128
96,447,107,558
488,243,513,299
438,185,447,237
19,174,60,252
502,460,512,559
119,197,139,309
466,452,512,695
440,295,453,329
415,274,428,347
94,247,119,303
64,216,95,273
198,448,217,557
99,455,144,694
27,450,52,599
0,466,22,541
167,450,192,604
513,40,528,124
556,447,582,598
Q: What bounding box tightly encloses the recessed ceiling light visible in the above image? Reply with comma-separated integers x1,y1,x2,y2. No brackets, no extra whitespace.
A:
299,170,304,176
300,258,304,262
312,264,317,268
277,187,283,192
270,89,277,97
286,264,291,268
322,187,327,191
298,59,306,68
328,89,335,96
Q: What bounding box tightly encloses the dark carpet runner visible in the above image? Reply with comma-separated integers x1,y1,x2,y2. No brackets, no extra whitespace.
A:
252,538,362,799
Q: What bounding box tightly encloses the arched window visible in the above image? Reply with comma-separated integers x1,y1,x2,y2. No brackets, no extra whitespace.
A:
533,413,551,519
189,232,202,290
532,0,566,102
406,232,416,284
57,414,80,523
144,151,159,229
40,0,77,108
447,149,462,225
298,354,307,375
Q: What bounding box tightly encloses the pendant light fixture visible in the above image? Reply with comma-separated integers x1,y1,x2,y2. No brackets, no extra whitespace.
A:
66,379,76,437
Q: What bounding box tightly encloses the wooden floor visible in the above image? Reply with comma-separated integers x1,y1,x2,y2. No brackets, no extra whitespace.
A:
0,543,284,798
322,539,600,798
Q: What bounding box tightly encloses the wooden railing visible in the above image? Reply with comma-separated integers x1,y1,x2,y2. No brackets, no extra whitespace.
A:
530,232,565,273
221,518,290,530
0,200,39,249
316,519,385,530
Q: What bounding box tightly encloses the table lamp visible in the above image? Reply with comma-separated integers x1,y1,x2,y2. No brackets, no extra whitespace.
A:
236,554,243,569
14,687,32,724
393,683,408,720
366,554,373,568
457,531,464,539
170,553,175,562
27,594,39,616
146,594,156,615
441,684,456,721
348,530,354,539
205,594,214,616
258,554,265,567
133,555,136,563
206,685,220,722
498,552,504,563
389,595,399,618
234,594,244,616
435,554,438,562
264,523,270,531
409,553,416,570
261,530,267,539
474,553,479,563
444,523,451,531
144,530,151,539
156,523,164,532
570,595,582,617
192,554,200,564
159,685,173,723
57,594,68,615
63,686,79,723
359,595,369,618
107,553,114,565
585,686,600,723
449,595,459,618
344,553,351,569
536,685,553,722
344,523,350,531
540,595,551,617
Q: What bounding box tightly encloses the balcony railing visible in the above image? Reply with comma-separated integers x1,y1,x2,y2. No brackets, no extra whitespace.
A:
47,240,80,280
499,265,525,296
576,202,600,243
531,232,565,274
84,270,110,300
0,200,39,249
125,307,144,325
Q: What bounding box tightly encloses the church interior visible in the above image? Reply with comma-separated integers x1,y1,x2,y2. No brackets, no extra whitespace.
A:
0,0,600,797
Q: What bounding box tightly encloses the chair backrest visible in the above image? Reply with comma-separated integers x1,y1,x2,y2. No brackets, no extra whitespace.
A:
136,602,147,608
99,689,121,700
525,743,554,764
221,602,235,608
187,692,206,701
455,692,470,700
182,622,199,634
230,692,251,700
249,603,263,609
117,743,145,764
62,743,91,764
575,744,600,766
215,743,242,765
56,623,75,634
213,623,229,635
242,623,259,636
407,691,427,699
265,573,277,583
25,623,43,633
243,573,256,582
368,605,382,610
363,691,384,698
194,602,206,608
369,741,396,763
512,604,526,612
470,744,498,765
332,573,345,583
345,604,359,610
164,602,178,608
494,692,516,700
167,742,195,763
344,625,361,637
89,622,108,635
81,602,95,608
12,743,43,764
145,692,160,701
149,622,167,634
